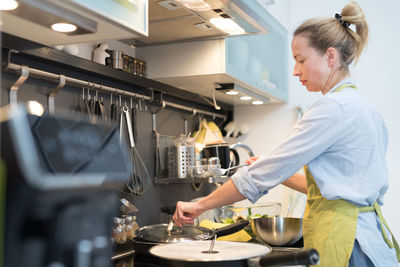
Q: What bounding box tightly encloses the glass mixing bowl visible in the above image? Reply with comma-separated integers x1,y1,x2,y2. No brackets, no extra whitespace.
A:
216,202,281,223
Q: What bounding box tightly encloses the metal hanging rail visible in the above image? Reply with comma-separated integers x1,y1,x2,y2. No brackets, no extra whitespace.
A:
5,62,227,120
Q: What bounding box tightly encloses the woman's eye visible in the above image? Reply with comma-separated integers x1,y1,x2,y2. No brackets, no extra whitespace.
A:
299,60,305,64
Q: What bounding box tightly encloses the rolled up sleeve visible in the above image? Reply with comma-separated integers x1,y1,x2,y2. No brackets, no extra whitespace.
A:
231,98,345,202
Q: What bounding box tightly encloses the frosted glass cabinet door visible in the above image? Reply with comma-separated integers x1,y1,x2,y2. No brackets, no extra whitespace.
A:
225,32,288,102
68,0,148,36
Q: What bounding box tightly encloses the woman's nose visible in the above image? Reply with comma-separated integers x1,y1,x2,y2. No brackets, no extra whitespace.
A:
292,65,301,77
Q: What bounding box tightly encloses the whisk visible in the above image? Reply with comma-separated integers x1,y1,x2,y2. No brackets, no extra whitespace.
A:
121,104,151,196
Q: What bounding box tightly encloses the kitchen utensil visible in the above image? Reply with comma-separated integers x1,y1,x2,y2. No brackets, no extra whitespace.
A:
149,241,319,267
130,98,137,142
251,217,303,246
135,220,249,243
110,94,118,121
121,105,150,196
212,163,249,176
167,145,195,178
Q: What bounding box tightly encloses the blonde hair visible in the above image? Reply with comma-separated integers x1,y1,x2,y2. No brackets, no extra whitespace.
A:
294,1,368,70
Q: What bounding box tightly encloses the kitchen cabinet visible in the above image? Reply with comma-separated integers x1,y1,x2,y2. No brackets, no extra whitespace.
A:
136,5,288,105
1,0,149,46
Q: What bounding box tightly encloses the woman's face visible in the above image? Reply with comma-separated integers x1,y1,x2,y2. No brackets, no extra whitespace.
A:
291,34,331,93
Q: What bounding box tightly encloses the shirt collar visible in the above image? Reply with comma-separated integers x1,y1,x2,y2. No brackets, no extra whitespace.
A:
326,78,354,95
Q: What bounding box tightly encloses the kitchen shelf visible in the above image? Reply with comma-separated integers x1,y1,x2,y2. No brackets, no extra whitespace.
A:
1,32,233,113
154,176,230,184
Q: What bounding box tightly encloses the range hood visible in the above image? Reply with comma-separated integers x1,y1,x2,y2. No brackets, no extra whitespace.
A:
123,0,271,46
1,0,272,47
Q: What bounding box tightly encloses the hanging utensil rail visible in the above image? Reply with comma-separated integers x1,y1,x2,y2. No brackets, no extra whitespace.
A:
5,62,227,120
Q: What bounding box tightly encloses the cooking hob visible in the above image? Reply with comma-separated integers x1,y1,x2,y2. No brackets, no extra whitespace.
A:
112,239,305,267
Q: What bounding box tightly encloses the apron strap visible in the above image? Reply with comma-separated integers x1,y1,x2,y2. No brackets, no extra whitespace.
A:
360,202,400,261
333,83,357,93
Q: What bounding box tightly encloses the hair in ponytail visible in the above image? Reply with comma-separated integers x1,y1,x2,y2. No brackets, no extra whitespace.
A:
294,1,368,71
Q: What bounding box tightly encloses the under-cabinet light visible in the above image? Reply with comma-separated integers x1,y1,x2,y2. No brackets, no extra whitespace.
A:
240,96,252,101
0,0,19,10
51,22,78,33
209,17,245,35
252,100,264,105
225,90,239,95
175,0,211,11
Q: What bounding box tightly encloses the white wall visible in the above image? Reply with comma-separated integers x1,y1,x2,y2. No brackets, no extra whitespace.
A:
234,0,400,238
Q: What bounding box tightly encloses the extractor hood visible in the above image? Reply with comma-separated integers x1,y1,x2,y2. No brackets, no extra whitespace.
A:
123,0,271,46
1,0,272,47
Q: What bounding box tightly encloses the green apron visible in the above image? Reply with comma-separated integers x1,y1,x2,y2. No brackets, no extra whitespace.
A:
303,83,400,266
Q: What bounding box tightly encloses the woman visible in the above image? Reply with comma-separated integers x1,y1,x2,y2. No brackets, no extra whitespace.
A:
173,1,399,266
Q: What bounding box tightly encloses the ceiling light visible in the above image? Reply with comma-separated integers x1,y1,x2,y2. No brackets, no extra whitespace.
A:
225,90,239,95
209,17,245,35
51,23,78,32
240,96,252,101
252,100,264,105
175,0,211,11
0,0,19,10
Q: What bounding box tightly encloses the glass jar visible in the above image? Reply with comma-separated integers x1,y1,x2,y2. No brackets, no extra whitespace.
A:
112,217,127,244
124,215,139,239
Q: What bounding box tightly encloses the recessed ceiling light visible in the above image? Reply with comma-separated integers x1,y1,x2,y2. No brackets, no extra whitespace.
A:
225,90,239,95
51,23,77,33
252,100,264,105
0,0,19,10
240,96,252,101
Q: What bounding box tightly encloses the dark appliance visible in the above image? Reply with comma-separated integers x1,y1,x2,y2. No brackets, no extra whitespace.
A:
1,106,132,267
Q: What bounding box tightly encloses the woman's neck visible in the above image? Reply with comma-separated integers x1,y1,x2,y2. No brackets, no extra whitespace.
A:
322,70,349,95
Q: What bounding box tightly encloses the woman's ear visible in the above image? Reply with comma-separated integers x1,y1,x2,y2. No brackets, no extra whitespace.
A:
326,47,338,67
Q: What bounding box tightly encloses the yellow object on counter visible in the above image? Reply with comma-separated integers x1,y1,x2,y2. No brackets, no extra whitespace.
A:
199,219,252,242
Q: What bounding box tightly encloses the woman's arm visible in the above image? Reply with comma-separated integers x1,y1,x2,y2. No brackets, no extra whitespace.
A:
247,157,307,194
282,173,307,194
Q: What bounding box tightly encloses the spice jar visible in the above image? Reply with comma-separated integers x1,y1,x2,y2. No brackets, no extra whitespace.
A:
112,217,127,244
124,215,139,239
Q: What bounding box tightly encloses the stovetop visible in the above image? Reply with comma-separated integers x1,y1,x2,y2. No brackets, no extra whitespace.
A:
112,238,304,267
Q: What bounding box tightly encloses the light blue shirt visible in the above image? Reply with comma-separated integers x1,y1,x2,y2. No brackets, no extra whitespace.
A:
231,79,398,266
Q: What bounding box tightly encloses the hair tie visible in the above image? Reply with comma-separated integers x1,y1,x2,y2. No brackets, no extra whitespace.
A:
335,13,350,27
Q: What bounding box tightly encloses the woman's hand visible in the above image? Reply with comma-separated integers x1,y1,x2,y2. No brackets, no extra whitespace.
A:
245,156,259,165
172,201,205,227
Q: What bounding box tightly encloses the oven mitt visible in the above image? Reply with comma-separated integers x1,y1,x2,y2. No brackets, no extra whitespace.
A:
199,219,252,242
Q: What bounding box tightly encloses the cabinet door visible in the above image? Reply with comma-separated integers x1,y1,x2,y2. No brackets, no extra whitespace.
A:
225,32,288,102
68,0,148,36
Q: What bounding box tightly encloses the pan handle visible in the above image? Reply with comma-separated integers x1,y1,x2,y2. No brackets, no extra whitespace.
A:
214,220,249,238
258,248,319,266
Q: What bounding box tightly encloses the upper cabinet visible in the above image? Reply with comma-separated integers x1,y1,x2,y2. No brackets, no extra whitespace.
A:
136,2,288,105
1,0,148,46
